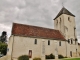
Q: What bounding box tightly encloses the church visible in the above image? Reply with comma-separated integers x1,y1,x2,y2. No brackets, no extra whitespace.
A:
7,7,79,60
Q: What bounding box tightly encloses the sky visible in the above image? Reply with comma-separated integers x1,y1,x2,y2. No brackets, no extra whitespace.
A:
0,0,80,42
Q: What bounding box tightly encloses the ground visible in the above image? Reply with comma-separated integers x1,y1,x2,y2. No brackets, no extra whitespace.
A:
62,58,80,60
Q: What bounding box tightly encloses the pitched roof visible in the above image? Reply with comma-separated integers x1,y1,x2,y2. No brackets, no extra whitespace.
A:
54,7,75,20
12,23,65,40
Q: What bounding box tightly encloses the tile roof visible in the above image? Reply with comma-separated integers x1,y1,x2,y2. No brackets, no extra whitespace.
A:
54,7,75,20
12,23,65,40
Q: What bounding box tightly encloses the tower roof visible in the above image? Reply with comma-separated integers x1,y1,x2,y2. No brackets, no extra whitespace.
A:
54,7,75,20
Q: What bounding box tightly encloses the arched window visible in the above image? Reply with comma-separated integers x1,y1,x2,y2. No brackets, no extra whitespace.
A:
34,39,37,44
48,40,50,45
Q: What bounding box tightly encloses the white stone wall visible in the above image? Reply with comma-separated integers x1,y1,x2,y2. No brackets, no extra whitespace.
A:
7,36,14,60
78,45,80,57
8,35,67,60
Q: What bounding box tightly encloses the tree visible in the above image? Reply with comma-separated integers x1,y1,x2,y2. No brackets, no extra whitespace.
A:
0,42,7,55
0,31,7,43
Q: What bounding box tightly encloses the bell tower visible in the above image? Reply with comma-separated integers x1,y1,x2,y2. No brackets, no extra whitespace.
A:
54,7,77,40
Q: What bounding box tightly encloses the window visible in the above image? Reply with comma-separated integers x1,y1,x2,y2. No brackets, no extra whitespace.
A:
59,41,61,46
70,51,72,57
56,20,58,25
60,18,61,29
57,20,58,24
68,17,70,20
76,49,77,54
60,18,61,21
68,17,71,22
74,27,76,37
68,39,70,43
48,40,50,45
71,39,73,44
34,39,37,44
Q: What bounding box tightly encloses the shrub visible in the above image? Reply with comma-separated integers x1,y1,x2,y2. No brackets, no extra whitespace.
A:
33,57,41,60
0,42,7,55
58,54,64,59
18,55,29,60
64,56,67,58
46,53,55,59
50,54,55,59
46,55,50,59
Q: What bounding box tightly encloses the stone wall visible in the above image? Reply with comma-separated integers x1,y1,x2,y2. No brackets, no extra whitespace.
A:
7,35,66,60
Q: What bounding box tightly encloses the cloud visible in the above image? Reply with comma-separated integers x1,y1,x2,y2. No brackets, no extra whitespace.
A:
0,0,80,42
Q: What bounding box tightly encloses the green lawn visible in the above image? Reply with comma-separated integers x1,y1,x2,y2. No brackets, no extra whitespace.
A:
62,58,80,60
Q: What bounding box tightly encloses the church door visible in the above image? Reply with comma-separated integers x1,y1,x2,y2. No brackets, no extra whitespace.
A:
70,51,72,57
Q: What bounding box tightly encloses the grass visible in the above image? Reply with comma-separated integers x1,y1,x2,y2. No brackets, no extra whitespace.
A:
62,58,80,60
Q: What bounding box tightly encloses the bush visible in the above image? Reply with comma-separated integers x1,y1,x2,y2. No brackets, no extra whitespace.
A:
50,54,55,59
64,56,67,58
18,55,29,60
0,42,7,55
58,54,64,59
46,53,55,59
33,57,41,60
46,55,50,59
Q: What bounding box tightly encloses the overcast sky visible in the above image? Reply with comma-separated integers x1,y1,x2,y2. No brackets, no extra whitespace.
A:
0,0,80,42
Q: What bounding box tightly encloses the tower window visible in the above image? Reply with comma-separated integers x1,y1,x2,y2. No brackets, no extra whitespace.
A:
57,20,58,24
71,39,73,44
68,39,70,43
68,17,71,22
48,40,50,45
60,18,61,21
34,39,37,44
74,27,76,37
59,41,61,46
75,38,77,44
56,20,58,28
76,49,77,54
68,17,70,20
60,18,61,30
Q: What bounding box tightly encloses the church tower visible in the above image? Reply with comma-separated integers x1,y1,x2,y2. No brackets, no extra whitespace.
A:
54,7,77,41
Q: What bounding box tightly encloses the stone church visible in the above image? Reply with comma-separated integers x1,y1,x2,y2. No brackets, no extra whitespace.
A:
7,7,79,60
